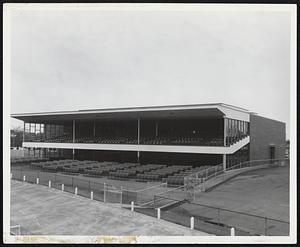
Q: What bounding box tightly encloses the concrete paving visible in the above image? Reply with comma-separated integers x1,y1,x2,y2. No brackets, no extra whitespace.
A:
10,180,211,236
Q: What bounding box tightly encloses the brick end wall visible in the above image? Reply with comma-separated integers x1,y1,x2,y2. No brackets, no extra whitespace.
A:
249,114,286,160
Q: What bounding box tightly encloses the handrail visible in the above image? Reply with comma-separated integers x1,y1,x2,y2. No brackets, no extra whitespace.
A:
154,194,289,224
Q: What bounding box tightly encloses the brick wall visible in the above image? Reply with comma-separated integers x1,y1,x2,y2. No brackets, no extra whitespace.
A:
249,114,286,160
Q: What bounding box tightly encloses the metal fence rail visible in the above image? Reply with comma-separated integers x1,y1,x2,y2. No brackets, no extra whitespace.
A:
11,168,169,206
184,158,290,192
151,195,289,236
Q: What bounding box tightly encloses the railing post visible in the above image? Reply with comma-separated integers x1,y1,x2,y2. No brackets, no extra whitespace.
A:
75,187,78,195
131,201,134,212
48,180,51,188
62,184,64,191
36,178,39,184
91,191,93,200
231,227,235,236
157,208,161,219
190,217,194,229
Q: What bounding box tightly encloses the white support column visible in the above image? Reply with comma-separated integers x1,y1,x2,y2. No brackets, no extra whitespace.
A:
93,120,96,138
23,122,25,144
75,187,78,195
62,184,64,191
36,178,39,184
91,191,94,200
23,175,26,182
223,154,226,172
137,117,140,162
72,120,75,160
231,227,235,236
224,117,227,146
131,201,134,212
137,117,140,144
157,208,161,219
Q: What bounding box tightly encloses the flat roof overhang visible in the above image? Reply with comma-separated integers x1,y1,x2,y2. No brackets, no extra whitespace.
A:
11,103,250,123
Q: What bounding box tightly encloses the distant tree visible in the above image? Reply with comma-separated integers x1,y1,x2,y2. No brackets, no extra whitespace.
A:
11,127,23,147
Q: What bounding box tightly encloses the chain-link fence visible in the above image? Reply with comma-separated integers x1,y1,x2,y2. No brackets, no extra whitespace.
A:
11,168,125,204
149,192,289,236
121,183,168,207
11,168,168,206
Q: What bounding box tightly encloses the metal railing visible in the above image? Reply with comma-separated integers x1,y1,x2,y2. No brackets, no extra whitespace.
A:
184,158,289,192
11,168,170,206
121,183,168,206
148,194,289,236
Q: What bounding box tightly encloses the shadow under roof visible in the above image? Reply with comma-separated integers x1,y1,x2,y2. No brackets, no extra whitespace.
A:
11,103,250,123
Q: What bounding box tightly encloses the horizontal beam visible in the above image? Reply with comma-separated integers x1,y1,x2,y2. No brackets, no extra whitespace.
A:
22,136,249,155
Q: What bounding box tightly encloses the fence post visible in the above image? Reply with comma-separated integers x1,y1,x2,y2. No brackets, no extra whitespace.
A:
75,187,78,195
131,201,134,212
157,208,161,219
62,184,64,191
231,227,235,236
91,191,93,200
103,183,106,203
23,175,26,182
265,217,268,236
48,180,51,188
36,178,39,184
190,217,194,230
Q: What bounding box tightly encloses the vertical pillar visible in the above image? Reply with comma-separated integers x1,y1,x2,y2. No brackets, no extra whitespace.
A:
49,124,51,141
23,122,25,144
93,120,96,138
223,154,226,172
137,117,140,163
155,121,158,137
223,117,227,146
72,120,75,160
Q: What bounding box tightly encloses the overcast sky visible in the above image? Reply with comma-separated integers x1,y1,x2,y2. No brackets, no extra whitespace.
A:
9,6,292,138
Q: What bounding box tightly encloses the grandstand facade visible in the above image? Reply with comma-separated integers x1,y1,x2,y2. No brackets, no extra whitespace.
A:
11,103,286,170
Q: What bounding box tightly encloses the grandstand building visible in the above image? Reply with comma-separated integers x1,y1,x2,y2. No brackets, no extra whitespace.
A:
11,103,286,170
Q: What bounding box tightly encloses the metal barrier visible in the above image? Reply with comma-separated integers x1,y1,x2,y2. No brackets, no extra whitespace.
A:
184,158,289,193
148,194,289,236
10,168,168,206
122,183,168,207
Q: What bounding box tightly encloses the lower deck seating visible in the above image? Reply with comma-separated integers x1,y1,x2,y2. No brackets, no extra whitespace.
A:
25,159,222,185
